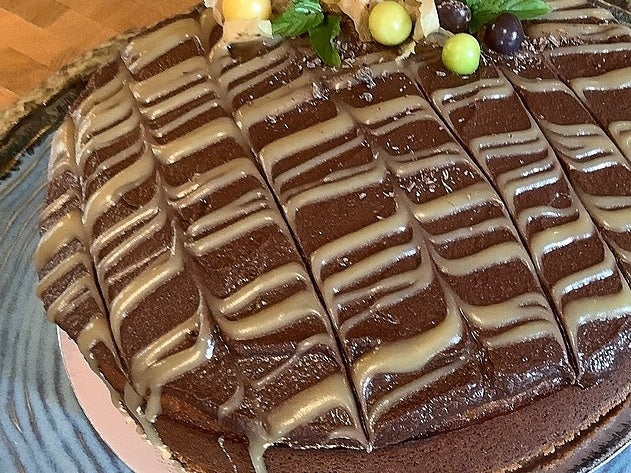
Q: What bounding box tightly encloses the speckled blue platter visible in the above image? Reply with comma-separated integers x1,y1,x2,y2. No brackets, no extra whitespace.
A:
1,130,131,473
2,5,631,471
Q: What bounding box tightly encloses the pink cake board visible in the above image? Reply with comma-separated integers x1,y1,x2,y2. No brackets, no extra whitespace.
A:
59,329,631,473
59,330,178,473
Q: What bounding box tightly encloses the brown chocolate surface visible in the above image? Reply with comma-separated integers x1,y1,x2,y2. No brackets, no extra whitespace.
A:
155,356,631,473
35,3,631,473
413,45,631,383
503,59,631,282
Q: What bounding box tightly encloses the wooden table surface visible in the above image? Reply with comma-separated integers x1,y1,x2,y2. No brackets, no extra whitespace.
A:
0,0,199,113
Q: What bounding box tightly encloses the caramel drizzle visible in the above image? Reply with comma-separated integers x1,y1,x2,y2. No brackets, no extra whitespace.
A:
340,69,564,351
223,44,479,439
40,4,631,469
428,69,631,363
567,62,631,164
540,11,631,191
527,0,631,42
530,1,631,167
120,16,367,468
533,5,631,276
224,41,568,445
505,69,631,275
70,68,229,432
35,119,119,373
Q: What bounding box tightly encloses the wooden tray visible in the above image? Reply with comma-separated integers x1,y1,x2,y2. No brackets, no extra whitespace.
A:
0,1,199,111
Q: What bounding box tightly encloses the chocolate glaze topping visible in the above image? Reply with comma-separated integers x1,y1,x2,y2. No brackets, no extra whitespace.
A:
413,46,631,383
35,2,631,472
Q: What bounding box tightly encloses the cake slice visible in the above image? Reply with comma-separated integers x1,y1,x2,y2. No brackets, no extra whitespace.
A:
503,62,631,283
526,0,631,44
414,49,631,382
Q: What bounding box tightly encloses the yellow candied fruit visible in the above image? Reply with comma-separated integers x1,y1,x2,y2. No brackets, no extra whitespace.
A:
369,1,413,46
223,0,272,21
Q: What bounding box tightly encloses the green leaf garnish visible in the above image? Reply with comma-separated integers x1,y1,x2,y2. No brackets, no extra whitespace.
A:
272,0,341,68
309,15,342,68
272,0,325,37
465,0,552,32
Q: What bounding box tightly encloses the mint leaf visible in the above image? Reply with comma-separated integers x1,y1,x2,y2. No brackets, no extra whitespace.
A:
465,0,551,31
272,0,341,68
272,0,325,37
309,15,342,68
504,0,551,19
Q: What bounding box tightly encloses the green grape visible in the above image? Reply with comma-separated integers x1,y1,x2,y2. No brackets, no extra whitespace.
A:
441,33,481,75
369,1,413,46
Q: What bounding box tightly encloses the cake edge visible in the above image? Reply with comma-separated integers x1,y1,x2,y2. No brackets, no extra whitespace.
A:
150,358,631,473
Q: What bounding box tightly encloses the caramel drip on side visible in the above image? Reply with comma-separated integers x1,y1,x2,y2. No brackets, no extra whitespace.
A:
70,68,246,439
35,120,119,370
131,298,214,421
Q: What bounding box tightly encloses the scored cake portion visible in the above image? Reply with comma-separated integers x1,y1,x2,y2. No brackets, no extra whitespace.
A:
221,38,493,446
414,48,631,382
526,1,631,162
330,55,574,394
525,0,631,44
117,15,367,451
503,62,631,281
65,61,265,440
35,121,128,395
214,23,575,446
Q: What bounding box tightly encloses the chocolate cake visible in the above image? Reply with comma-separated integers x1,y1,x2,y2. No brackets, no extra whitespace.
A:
35,1,631,472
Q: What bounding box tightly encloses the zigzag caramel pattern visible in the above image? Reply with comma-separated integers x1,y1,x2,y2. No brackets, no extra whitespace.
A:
332,60,571,380
414,50,631,380
228,43,486,446
526,0,631,43
36,2,631,471
61,59,268,452
329,61,572,394
86,14,362,471
504,64,631,280
545,45,631,187
526,1,631,164
217,32,574,444
334,61,567,354
35,120,122,383
521,1,631,281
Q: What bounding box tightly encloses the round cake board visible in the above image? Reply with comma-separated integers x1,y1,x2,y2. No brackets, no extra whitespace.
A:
60,329,631,473
59,331,178,473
